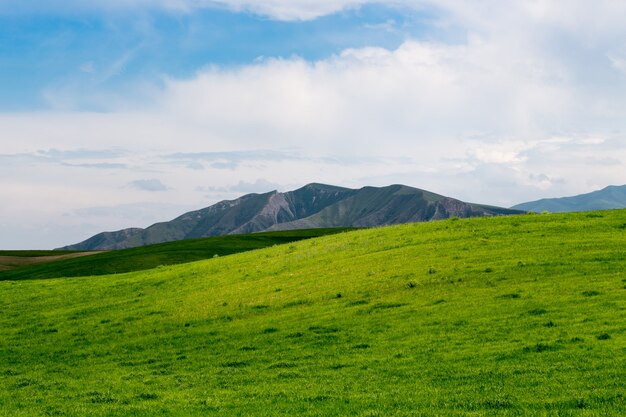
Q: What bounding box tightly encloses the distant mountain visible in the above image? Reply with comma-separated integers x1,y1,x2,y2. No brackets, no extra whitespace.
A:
59,183,522,250
512,185,626,213
64,228,144,252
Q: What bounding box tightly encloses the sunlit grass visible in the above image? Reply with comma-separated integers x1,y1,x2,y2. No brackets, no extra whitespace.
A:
0,211,625,415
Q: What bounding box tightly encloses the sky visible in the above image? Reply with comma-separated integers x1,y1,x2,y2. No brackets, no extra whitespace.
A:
1,1,626,249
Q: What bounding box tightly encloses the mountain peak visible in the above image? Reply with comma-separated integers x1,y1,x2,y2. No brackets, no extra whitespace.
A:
58,183,522,250
298,183,352,192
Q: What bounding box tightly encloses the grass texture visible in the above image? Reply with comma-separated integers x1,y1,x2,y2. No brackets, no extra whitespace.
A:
0,211,625,416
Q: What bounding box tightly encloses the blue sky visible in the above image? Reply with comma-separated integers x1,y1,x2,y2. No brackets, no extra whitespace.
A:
1,1,626,249
0,4,446,110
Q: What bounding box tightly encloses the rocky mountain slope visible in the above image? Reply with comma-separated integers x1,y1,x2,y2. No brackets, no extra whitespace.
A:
59,183,522,250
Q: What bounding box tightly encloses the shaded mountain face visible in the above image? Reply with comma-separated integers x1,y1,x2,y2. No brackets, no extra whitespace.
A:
60,228,144,251
512,185,626,213
268,185,519,231
59,183,522,250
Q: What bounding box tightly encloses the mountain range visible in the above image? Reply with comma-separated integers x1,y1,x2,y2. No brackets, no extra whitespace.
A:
59,183,522,251
511,184,626,213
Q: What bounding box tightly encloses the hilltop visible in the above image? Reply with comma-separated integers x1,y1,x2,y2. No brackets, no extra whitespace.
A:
59,183,521,251
1,210,625,415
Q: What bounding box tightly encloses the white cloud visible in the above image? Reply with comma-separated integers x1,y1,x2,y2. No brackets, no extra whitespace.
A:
198,179,283,194
127,179,168,192
4,0,626,29
205,0,371,21
155,35,624,164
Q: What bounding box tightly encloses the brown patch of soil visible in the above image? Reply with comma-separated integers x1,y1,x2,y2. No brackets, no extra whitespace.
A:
0,252,106,270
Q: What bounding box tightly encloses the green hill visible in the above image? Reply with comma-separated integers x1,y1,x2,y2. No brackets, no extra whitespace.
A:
0,229,351,281
1,211,625,415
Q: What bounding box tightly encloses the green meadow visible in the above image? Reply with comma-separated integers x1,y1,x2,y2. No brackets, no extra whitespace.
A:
0,229,351,280
1,211,625,416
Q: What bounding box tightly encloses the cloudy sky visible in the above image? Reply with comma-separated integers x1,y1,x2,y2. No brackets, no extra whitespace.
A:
1,1,626,249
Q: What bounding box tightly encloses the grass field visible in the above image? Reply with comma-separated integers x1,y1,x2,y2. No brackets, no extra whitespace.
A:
0,228,352,280
0,211,625,416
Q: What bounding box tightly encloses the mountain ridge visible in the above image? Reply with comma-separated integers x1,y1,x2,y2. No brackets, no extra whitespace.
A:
512,184,626,213
58,183,522,250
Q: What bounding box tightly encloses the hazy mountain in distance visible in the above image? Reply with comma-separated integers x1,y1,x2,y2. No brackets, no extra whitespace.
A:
512,185,626,213
62,228,144,252
59,183,522,250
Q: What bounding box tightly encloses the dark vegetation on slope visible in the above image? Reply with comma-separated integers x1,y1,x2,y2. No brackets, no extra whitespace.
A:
512,184,626,213
0,228,352,281
1,210,625,415
0,251,99,272
59,183,523,251
0,250,82,257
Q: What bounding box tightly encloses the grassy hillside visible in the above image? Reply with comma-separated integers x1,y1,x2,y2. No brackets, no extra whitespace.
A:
1,211,625,416
0,229,351,281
